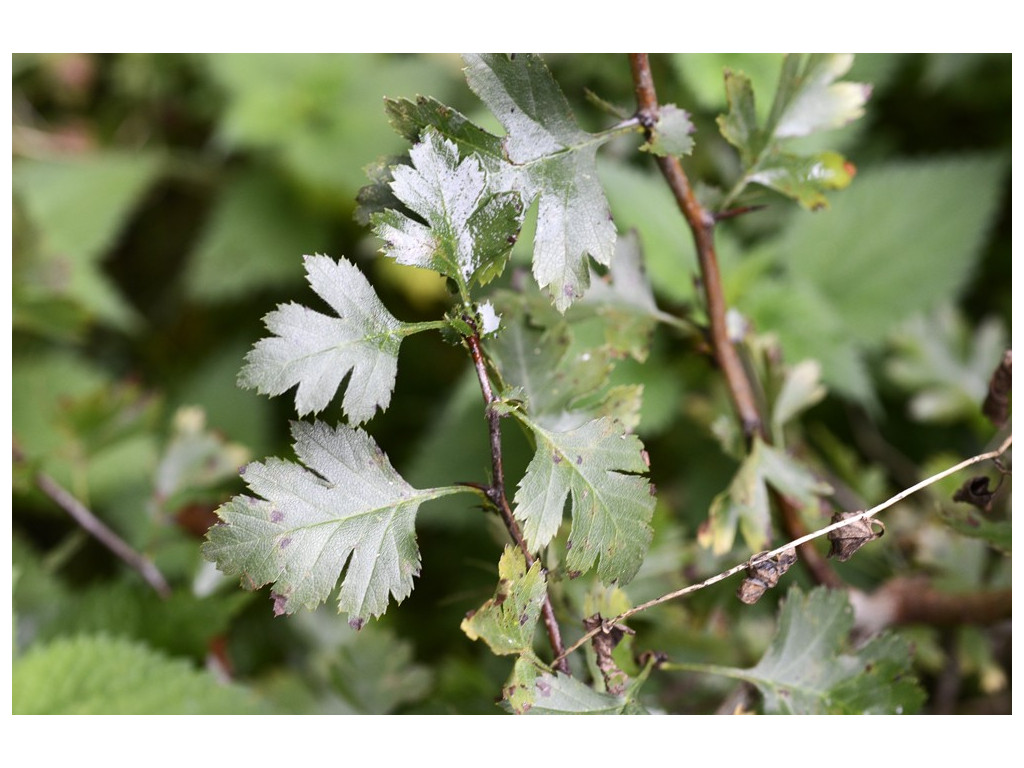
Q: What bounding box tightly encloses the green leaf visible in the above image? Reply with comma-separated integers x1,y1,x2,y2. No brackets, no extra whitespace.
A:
581,231,663,362
203,420,465,627
461,546,547,656
514,671,640,715
723,587,925,714
513,415,654,584
14,151,162,330
463,53,618,311
13,635,265,714
372,129,524,294
487,294,613,429
718,54,869,209
329,627,434,714
238,254,408,424
701,437,831,555
206,53,457,204
639,103,695,157
185,168,331,302
745,155,1005,404
885,306,1007,424
771,359,827,437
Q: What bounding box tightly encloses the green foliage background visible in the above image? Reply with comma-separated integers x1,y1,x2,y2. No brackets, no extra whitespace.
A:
12,53,1011,714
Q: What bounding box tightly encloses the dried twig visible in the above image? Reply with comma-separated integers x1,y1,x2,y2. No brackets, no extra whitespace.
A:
15,445,172,599
553,435,1011,666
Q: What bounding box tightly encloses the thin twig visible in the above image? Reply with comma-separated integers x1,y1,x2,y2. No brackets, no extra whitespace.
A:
15,445,172,599
553,435,1011,666
464,327,570,673
629,53,762,440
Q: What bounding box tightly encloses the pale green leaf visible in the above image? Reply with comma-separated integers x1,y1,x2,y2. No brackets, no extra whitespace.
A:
702,437,831,555
718,54,869,209
771,359,827,435
13,635,265,714
203,420,464,626
513,416,654,584
463,53,617,311
238,254,406,424
639,103,695,157
461,546,547,656
372,129,524,292
727,587,924,714
329,627,434,714
515,671,637,715
886,306,1007,424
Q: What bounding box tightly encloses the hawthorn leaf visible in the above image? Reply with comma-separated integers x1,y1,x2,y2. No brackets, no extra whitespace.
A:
639,104,695,158
329,627,433,714
461,546,547,656
582,231,664,362
771,359,827,437
513,415,654,584
512,671,644,715
372,129,524,292
487,295,613,430
239,254,407,424
463,53,617,311
203,420,464,626
725,587,925,714
701,437,831,555
718,54,869,210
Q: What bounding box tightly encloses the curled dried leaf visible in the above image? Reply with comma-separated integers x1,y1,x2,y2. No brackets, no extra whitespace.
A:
981,349,1011,428
737,548,797,605
827,511,885,562
952,475,998,513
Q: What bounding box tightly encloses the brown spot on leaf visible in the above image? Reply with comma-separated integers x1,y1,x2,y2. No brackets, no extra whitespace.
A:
536,679,551,697
553,453,562,464
271,592,288,616
349,617,365,631
575,455,583,466
278,536,292,549
270,509,284,523
519,611,529,627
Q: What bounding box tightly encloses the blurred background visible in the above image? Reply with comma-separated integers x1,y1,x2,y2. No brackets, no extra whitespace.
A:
11,53,1011,714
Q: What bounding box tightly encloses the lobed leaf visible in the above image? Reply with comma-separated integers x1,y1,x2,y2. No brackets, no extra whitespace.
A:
718,54,869,209
238,254,405,424
700,437,832,555
512,671,644,715
203,420,463,627
735,587,924,714
372,129,524,292
463,53,618,311
461,546,547,656
513,416,654,584
639,103,695,158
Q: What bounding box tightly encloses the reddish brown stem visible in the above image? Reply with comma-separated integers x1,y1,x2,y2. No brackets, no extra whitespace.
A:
464,329,570,674
629,53,762,440
629,54,842,588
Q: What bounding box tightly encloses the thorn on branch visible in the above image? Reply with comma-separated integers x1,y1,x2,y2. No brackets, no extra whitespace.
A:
712,204,768,222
